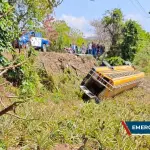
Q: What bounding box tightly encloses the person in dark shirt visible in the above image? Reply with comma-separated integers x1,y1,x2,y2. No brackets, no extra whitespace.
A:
97,44,100,57
75,45,78,53
92,42,97,57
101,45,105,55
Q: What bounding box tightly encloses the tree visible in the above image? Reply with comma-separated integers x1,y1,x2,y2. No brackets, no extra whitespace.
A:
121,20,139,61
121,20,150,61
102,8,124,57
52,20,87,51
91,19,111,50
40,17,77,52
0,1,19,54
43,16,58,41
51,20,71,51
69,28,86,46
43,19,87,51
12,0,63,30
91,8,150,62
0,0,64,53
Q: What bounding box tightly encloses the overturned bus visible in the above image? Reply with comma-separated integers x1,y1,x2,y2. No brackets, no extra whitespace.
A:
80,62,145,103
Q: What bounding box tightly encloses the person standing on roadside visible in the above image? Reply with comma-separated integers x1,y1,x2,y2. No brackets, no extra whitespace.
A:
71,43,76,53
101,44,105,55
97,43,100,57
88,42,92,54
92,42,97,57
75,45,78,54
81,43,86,54
78,46,81,54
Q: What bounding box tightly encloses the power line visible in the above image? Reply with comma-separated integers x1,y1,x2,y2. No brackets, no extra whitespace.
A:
131,0,150,18
128,0,149,18
134,0,148,16
129,0,143,15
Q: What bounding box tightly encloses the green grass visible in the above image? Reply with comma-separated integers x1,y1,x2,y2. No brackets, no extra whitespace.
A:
0,87,150,150
0,60,150,149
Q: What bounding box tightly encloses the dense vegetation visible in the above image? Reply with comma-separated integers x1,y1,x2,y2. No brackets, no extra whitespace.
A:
43,17,86,52
0,1,150,150
0,1,18,53
92,8,150,65
0,75,150,149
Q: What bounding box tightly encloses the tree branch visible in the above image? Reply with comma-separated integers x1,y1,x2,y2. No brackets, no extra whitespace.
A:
0,101,24,116
0,7,14,19
0,97,37,120
0,61,26,76
47,0,63,8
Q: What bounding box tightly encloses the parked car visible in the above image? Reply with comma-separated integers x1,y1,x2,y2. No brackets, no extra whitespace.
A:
14,31,50,52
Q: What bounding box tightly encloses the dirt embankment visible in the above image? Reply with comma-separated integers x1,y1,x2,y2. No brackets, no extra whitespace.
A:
139,77,150,93
2,51,97,76
3,51,150,92
37,52,97,76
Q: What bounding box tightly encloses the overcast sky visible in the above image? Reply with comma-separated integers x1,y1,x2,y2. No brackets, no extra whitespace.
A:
54,0,150,37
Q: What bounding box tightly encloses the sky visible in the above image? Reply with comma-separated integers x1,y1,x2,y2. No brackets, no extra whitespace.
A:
54,0,150,37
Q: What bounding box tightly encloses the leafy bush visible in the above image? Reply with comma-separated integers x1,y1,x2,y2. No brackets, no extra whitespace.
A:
4,65,23,86
49,68,82,103
43,19,87,52
134,45,150,73
19,57,41,99
121,20,140,61
0,140,6,150
0,1,19,53
37,68,55,91
106,56,124,66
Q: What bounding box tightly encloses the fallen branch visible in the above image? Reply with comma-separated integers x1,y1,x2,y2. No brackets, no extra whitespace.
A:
0,61,26,76
0,59,23,70
0,69,9,77
6,96,18,98
0,101,24,116
70,64,87,75
70,64,79,76
0,97,37,120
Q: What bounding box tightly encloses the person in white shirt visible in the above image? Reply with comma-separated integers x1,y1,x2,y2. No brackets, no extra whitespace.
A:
81,43,86,54
71,43,76,53
88,42,92,54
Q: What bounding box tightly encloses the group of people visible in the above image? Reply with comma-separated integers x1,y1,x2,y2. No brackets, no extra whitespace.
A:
65,42,105,58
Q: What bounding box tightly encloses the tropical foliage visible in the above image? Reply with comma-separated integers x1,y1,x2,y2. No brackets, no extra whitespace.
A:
102,8,123,57
43,19,86,51
92,8,150,64
121,20,150,61
14,0,63,30
134,44,150,73
0,1,19,53
0,1,150,149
